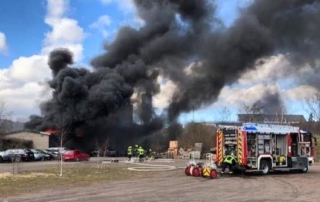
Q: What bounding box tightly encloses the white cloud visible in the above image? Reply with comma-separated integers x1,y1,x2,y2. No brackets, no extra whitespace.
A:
216,84,282,109
0,0,85,120
212,79,318,115
285,85,318,101
0,31,8,54
238,54,291,86
45,19,84,45
43,0,85,61
99,0,145,32
153,76,177,109
90,15,112,37
45,0,67,24
0,82,44,109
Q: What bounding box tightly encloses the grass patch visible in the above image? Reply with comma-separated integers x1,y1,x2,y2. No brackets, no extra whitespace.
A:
0,164,155,197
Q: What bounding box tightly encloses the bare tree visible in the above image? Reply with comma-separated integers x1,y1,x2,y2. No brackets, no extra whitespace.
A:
178,122,216,153
9,139,25,174
0,98,13,137
305,92,320,122
55,110,71,177
303,92,320,134
94,138,102,168
94,137,109,157
215,107,232,122
238,101,263,122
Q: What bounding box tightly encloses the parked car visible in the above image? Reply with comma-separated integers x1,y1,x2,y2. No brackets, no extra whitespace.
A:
43,149,60,160
62,150,90,162
107,150,118,157
5,149,35,162
30,149,50,161
89,148,108,157
0,148,11,162
46,147,67,160
105,147,120,157
38,149,56,160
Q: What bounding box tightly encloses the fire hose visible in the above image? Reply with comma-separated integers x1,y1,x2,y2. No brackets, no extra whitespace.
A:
127,159,183,172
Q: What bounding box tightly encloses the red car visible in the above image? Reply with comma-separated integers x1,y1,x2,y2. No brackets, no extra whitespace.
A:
62,150,90,162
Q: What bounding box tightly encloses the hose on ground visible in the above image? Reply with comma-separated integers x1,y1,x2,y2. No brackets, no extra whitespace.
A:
127,159,182,172
100,158,183,171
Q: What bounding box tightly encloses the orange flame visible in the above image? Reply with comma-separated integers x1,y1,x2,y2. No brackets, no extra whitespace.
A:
43,129,60,135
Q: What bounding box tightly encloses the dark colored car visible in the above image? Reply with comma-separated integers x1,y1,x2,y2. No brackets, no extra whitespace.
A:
107,149,118,157
90,149,107,157
38,149,56,160
5,149,35,162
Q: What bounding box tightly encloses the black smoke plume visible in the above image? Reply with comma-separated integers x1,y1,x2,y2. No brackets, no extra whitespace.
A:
25,48,163,151
91,0,320,121
252,90,287,114
26,0,320,150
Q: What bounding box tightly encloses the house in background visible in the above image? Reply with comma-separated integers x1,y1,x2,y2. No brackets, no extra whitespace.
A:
1,131,50,149
237,114,306,125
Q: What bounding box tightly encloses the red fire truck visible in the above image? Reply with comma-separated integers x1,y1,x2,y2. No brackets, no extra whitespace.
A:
216,123,316,174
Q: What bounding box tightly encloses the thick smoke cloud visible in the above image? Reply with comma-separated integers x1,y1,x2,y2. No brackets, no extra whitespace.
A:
252,90,287,114
91,0,320,121
25,48,163,151
248,0,320,94
26,0,320,150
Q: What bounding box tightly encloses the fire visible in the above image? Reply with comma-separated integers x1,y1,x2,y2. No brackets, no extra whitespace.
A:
41,129,60,135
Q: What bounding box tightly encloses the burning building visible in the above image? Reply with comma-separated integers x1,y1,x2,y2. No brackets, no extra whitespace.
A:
25,0,320,152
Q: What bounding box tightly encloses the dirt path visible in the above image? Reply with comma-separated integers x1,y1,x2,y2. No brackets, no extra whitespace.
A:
2,161,320,202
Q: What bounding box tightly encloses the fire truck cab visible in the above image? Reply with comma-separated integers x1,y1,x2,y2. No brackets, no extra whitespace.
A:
216,123,315,175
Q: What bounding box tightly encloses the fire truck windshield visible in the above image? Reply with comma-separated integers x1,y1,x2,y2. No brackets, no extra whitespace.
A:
303,133,312,142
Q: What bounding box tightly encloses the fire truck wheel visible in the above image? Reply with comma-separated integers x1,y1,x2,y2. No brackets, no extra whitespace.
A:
210,169,218,179
260,160,270,175
193,167,201,177
185,166,191,176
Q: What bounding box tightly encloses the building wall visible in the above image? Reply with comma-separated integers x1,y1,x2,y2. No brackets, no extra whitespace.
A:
4,131,49,149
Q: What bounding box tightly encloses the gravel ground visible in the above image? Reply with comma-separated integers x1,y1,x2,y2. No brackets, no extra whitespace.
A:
1,159,320,202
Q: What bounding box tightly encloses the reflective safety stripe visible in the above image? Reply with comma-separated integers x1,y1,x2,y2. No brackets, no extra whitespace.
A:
237,131,243,164
224,156,235,164
202,167,210,177
217,130,223,164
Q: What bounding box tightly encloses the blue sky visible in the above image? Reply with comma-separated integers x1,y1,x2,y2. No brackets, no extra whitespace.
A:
0,0,313,123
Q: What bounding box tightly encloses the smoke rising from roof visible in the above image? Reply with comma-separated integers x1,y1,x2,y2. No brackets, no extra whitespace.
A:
25,0,320,149
252,90,287,114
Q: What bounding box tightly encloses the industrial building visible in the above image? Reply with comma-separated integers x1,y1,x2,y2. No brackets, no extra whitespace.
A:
1,130,50,149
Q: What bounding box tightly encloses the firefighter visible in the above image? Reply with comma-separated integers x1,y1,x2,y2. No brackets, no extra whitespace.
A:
148,149,153,159
220,152,237,174
127,146,133,161
138,146,145,162
134,145,139,157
